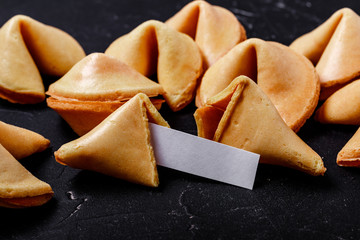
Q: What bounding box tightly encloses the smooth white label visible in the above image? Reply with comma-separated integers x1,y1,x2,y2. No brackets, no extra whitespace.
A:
149,123,259,190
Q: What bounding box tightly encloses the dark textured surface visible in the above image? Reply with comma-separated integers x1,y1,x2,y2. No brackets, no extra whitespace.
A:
1,0,360,239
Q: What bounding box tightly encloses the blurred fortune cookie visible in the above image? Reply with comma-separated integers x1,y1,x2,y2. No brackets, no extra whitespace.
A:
290,8,360,99
0,121,50,159
166,0,247,68
0,15,85,104
105,20,203,112
47,53,165,136
0,144,53,208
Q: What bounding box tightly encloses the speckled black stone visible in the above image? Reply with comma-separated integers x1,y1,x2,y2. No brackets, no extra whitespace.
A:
1,1,360,239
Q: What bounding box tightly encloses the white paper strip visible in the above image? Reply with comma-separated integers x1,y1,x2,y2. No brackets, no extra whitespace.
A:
149,123,259,190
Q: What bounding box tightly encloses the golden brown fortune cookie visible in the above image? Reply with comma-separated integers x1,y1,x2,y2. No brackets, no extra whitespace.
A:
194,76,326,176
0,15,85,104
290,8,360,100
47,53,165,136
55,93,170,187
196,38,319,132
315,79,360,125
0,121,50,159
0,144,53,208
105,20,203,112
166,0,246,67
337,127,360,167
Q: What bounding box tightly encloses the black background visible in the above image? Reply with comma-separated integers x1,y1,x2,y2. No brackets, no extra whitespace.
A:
1,0,360,239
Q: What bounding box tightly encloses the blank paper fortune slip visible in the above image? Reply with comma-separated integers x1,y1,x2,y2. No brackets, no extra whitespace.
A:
149,123,260,190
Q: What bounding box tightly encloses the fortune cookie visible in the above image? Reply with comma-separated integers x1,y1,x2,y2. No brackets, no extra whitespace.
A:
0,15,85,104
55,93,169,187
0,144,53,208
315,79,360,125
105,20,203,111
47,53,165,136
0,121,50,159
337,127,360,167
196,38,319,132
290,8,360,99
166,0,246,67
194,76,326,176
